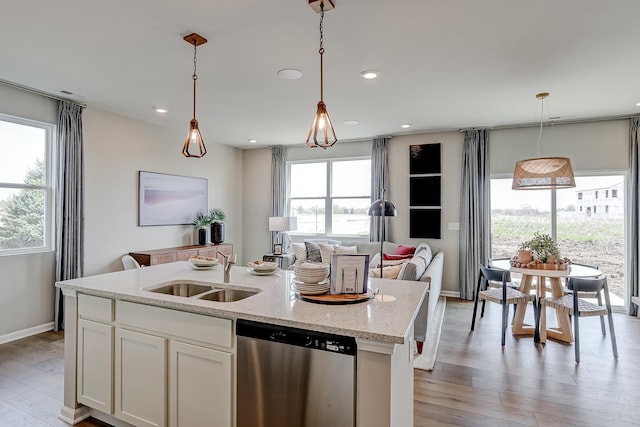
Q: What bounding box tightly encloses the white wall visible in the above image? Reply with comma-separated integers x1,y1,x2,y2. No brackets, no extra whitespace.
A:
83,107,244,275
242,147,272,264
0,83,58,337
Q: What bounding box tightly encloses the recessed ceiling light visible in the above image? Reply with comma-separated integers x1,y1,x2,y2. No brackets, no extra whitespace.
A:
277,69,303,80
343,120,359,126
154,108,167,113
360,70,379,79
636,101,640,106
401,124,411,128
248,139,257,143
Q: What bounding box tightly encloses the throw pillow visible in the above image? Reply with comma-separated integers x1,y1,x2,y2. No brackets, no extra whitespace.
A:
369,263,404,279
383,253,413,261
305,241,322,263
291,242,307,263
394,245,416,256
319,243,358,264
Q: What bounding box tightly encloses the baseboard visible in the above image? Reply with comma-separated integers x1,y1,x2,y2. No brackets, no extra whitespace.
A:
59,405,90,425
440,290,460,299
0,322,54,345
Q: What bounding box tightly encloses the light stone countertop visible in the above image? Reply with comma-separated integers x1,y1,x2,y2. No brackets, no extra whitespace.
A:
56,261,428,344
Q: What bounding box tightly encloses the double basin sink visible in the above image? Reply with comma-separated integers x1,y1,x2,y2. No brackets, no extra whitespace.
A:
145,282,260,302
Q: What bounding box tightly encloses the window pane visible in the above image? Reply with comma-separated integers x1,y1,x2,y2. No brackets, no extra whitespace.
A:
490,178,551,258
556,176,624,303
290,199,325,233
290,163,326,197
0,121,46,184
332,198,371,236
0,187,45,249
332,160,370,197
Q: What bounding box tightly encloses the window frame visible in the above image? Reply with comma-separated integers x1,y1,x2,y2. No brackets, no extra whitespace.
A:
287,156,371,238
0,113,56,255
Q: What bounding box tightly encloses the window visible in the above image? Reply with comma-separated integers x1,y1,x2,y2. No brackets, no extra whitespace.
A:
0,115,55,254
288,158,371,236
491,175,625,306
612,189,618,198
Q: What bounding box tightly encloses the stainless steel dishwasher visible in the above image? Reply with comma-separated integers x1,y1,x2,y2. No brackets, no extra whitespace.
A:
236,319,356,427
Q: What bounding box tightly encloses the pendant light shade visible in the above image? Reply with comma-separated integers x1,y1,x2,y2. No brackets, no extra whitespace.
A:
306,0,338,149
512,93,576,190
512,157,576,190
182,33,207,158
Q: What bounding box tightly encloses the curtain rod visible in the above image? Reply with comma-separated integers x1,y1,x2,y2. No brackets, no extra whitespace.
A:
0,79,87,107
459,113,637,133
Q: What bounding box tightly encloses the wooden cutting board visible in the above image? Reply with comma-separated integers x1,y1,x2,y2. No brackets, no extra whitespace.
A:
295,292,371,305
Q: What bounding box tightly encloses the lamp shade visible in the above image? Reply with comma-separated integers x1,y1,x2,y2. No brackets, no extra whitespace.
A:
268,216,298,232
368,199,397,217
512,157,576,190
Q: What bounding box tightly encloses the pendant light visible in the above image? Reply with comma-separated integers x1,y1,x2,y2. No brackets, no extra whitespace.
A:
306,0,337,149
512,93,576,190
182,33,207,158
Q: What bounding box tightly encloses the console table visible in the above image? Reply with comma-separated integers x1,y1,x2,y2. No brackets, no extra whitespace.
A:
129,243,233,266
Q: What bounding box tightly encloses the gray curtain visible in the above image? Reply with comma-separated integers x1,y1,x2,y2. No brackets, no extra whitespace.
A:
370,137,390,242
458,129,490,300
270,146,286,247
54,101,85,330
629,117,639,316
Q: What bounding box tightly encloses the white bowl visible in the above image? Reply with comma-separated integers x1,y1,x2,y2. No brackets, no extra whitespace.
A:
248,261,278,271
189,256,219,267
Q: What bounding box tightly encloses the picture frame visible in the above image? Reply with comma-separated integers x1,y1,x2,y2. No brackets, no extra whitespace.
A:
273,244,283,255
138,171,208,226
330,253,370,294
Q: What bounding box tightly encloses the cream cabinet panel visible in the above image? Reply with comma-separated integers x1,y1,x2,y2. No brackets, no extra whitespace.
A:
77,319,113,414
169,340,232,427
115,328,167,427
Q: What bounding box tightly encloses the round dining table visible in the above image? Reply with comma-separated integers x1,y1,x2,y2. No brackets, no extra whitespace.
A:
490,259,601,343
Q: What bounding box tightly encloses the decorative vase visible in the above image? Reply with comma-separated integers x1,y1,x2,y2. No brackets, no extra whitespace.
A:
198,228,207,245
211,222,225,244
517,250,532,263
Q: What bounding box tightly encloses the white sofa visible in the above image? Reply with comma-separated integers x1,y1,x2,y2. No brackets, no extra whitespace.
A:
291,240,444,349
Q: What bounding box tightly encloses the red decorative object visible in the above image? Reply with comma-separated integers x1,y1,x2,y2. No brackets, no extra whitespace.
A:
383,253,413,261
394,245,416,256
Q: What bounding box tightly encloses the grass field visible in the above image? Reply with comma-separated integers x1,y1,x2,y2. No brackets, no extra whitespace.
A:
492,213,625,299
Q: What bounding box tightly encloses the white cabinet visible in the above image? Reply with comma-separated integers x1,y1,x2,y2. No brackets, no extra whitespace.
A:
115,328,167,427
77,318,113,414
169,341,232,427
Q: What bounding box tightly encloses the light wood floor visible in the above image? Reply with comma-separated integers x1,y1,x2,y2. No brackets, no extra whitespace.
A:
0,301,638,426
415,299,640,426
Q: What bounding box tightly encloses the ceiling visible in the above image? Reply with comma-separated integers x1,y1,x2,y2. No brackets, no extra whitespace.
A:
2,0,640,149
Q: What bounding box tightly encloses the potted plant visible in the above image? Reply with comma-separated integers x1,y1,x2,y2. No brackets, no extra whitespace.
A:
192,211,211,245
520,232,560,264
208,208,226,244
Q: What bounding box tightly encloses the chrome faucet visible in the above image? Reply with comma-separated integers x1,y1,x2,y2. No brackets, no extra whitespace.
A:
217,251,236,283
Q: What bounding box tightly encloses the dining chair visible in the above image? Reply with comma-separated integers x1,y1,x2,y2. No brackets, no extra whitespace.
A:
471,265,538,346
563,263,606,335
539,276,618,364
121,254,141,270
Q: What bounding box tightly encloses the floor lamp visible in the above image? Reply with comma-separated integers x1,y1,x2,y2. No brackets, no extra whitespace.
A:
368,191,397,278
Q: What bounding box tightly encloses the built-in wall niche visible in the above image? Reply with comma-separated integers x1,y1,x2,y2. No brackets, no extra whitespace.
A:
409,143,441,239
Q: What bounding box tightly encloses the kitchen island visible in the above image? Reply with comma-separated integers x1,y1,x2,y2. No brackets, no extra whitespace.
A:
56,261,428,427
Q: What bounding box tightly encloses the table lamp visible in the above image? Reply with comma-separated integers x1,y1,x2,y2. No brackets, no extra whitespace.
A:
368,193,397,278
268,216,298,253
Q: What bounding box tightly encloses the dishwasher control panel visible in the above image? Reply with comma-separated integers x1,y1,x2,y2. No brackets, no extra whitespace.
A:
237,319,357,356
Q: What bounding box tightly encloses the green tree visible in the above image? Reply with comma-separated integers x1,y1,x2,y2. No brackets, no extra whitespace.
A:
0,160,45,249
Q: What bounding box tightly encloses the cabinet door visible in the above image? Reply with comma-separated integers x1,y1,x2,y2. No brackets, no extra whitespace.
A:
150,253,177,265
115,328,167,427
175,249,198,261
169,341,232,427
77,319,113,414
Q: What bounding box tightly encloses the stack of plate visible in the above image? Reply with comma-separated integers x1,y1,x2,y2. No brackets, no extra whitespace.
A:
293,262,330,293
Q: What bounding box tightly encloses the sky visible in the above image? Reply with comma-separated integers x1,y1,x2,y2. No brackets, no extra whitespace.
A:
0,120,45,184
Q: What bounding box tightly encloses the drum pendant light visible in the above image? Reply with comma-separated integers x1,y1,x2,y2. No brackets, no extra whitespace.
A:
182,33,208,158
306,0,337,149
512,93,576,190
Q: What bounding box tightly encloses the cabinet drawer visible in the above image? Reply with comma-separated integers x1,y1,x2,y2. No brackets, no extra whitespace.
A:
176,249,198,261
151,253,177,264
116,301,232,348
78,294,114,322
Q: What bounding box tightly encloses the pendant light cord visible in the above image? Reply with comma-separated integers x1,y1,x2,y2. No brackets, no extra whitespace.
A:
319,2,325,102
192,42,198,120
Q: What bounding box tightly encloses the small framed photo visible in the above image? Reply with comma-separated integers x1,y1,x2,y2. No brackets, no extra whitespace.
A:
273,244,283,255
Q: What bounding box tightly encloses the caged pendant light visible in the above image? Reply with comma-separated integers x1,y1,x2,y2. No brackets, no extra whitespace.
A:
182,33,208,158
306,0,337,149
512,93,576,190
